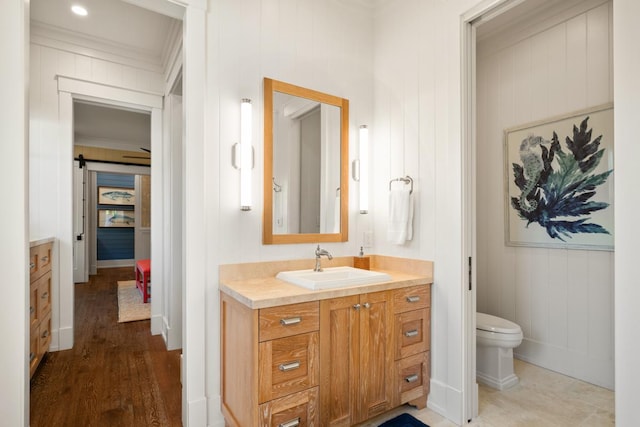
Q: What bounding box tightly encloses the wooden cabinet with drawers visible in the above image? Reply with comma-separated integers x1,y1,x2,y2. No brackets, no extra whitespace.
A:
221,282,431,427
29,241,53,378
221,295,320,427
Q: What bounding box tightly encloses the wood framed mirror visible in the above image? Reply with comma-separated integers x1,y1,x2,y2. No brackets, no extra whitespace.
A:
263,77,349,244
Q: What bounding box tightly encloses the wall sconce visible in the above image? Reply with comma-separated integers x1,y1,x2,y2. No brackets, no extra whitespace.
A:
358,125,369,214
239,98,253,211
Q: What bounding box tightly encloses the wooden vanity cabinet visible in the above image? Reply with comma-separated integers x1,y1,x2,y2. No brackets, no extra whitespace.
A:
221,282,431,427
29,241,53,378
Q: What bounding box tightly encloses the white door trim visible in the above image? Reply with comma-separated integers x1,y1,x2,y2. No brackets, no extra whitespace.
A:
461,0,530,422
57,78,164,352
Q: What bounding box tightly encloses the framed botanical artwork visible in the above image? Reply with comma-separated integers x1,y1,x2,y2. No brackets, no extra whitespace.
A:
98,209,135,228
98,186,135,206
504,103,614,250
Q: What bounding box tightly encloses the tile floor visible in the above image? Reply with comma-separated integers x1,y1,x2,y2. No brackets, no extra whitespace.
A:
361,359,614,427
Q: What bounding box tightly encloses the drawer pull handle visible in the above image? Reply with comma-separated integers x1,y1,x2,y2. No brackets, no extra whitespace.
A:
406,296,420,303
30,352,35,363
405,374,419,383
278,361,300,372
30,262,36,269
279,418,300,427
41,330,49,339
42,256,49,263
280,317,301,326
405,329,419,338
41,292,48,300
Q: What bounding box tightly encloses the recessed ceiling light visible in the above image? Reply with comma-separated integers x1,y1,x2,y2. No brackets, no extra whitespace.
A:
71,5,88,16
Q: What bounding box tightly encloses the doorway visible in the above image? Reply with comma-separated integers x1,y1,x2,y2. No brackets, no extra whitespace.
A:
462,0,615,422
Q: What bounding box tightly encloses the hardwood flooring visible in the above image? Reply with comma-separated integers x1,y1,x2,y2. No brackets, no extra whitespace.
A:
30,267,182,426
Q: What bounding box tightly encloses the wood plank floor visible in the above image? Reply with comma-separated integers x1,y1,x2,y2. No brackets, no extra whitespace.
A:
30,267,182,426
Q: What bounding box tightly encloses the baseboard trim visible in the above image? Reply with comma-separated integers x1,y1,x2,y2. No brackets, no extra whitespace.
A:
185,396,207,427
515,338,614,389
427,378,463,425
97,259,135,268
57,326,74,351
208,395,224,427
151,314,163,336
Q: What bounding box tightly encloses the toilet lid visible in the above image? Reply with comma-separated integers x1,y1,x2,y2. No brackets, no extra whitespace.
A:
476,312,521,334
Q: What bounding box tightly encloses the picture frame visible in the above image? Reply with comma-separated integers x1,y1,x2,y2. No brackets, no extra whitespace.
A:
504,103,614,251
98,209,135,228
98,186,135,206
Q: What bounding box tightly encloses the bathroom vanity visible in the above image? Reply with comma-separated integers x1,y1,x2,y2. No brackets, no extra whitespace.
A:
29,238,54,378
220,256,432,427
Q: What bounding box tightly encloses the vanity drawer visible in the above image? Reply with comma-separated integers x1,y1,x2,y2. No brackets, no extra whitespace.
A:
38,243,53,276
30,325,39,377
259,301,319,342
258,332,319,403
393,285,430,314
395,308,430,360
30,282,39,328
38,311,52,359
258,386,319,427
29,247,38,279
37,271,52,320
396,352,430,406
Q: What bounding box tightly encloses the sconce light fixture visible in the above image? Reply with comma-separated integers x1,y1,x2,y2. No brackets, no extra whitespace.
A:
359,125,369,214
240,98,252,211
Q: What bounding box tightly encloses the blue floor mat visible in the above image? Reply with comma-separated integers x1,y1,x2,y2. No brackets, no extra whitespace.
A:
378,413,430,427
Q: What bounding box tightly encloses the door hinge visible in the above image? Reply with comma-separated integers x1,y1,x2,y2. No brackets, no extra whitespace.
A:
468,256,472,291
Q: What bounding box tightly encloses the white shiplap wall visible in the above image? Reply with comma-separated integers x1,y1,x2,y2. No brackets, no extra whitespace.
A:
476,1,614,389
210,0,374,264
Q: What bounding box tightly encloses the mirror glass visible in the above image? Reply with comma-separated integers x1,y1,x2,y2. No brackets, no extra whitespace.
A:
263,78,349,244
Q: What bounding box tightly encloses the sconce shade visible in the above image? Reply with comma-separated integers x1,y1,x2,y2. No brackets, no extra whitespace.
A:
240,98,252,210
359,125,369,214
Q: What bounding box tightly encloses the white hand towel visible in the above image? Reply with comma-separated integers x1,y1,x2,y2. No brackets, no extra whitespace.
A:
388,187,413,244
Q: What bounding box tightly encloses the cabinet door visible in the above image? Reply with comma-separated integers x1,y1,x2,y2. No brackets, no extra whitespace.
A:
358,291,394,423
319,295,359,427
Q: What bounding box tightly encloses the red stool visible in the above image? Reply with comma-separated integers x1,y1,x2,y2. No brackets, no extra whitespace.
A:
135,259,151,303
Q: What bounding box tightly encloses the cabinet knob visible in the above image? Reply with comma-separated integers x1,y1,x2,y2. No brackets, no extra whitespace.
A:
363,302,371,309
280,317,301,326
42,256,49,263
30,352,35,363
353,303,361,310
278,360,300,372
406,295,420,303
405,374,419,383
30,262,36,269
279,418,300,427
30,306,34,315
41,329,49,339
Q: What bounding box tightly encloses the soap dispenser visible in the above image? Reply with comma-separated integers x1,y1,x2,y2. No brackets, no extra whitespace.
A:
353,246,370,270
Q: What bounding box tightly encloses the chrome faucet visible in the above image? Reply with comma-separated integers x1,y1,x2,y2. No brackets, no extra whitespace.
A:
314,245,333,272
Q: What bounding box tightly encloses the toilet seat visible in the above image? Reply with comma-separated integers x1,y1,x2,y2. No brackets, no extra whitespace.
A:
476,312,521,335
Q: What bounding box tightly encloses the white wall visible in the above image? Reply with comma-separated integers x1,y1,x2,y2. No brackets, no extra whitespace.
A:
29,36,164,351
613,0,640,425
476,2,614,388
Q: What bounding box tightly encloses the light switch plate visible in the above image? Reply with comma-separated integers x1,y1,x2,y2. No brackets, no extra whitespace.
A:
363,231,373,248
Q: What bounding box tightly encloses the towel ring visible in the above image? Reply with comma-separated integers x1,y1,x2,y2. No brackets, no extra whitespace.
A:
389,175,413,194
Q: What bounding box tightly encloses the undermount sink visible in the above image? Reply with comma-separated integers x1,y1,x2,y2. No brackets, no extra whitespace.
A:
276,266,392,290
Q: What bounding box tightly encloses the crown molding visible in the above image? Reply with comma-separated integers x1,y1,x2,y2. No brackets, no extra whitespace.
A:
31,20,164,73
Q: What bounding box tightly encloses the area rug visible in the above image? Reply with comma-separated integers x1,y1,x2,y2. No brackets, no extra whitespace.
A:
117,280,150,323
378,413,430,427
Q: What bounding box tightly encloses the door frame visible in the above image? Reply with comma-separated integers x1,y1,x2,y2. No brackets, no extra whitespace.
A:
461,0,530,422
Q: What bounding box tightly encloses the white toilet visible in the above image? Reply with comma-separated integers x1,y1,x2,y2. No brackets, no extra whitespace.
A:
476,312,523,390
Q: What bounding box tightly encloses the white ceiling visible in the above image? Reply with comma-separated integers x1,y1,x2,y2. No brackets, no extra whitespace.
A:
30,0,177,62
30,0,179,153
